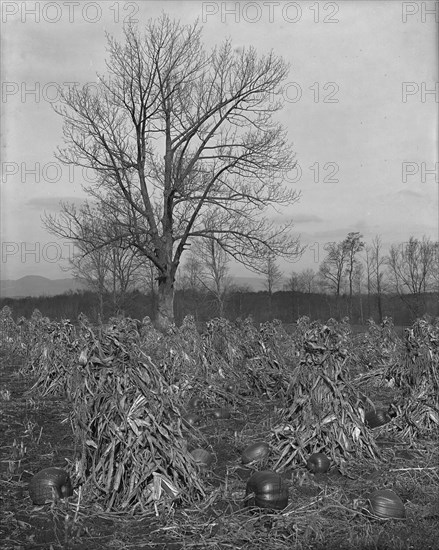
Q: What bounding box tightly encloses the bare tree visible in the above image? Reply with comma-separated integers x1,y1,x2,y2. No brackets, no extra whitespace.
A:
49,200,152,316
343,232,365,300
387,236,437,316
318,233,364,302
263,254,283,295
69,244,111,318
44,15,302,328
318,242,347,296
284,268,316,293
369,235,387,321
192,235,234,317
178,253,204,293
298,268,317,293
363,244,373,313
284,271,300,291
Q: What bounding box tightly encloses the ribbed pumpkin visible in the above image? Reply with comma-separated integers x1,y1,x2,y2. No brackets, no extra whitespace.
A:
365,409,390,428
246,470,289,510
190,448,214,471
241,441,270,465
306,453,330,473
368,489,406,519
209,408,231,420
29,468,73,505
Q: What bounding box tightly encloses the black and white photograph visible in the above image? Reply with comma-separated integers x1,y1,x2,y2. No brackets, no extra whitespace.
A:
1,1,438,548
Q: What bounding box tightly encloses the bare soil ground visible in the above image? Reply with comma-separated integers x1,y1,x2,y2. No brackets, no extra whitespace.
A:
1,352,438,550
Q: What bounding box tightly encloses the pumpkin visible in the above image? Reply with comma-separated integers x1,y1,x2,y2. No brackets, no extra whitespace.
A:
365,409,390,428
367,489,406,519
209,408,231,420
241,441,270,465
246,470,289,510
190,448,214,471
29,467,73,505
306,453,330,473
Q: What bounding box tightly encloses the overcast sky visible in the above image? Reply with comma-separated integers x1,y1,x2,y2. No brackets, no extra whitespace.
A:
1,0,438,280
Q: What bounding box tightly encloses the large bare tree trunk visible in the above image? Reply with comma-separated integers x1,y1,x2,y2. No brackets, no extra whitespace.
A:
157,277,175,329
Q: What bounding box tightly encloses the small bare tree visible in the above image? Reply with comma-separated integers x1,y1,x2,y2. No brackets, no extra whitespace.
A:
387,236,437,315
318,242,347,296
370,235,387,321
191,235,234,317
284,271,300,292
298,268,317,293
263,254,283,296
343,232,365,301
263,254,283,317
50,200,153,316
178,253,204,293
45,15,302,328
69,245,111,318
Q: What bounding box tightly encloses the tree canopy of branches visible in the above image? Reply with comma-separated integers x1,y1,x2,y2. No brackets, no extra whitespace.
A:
318,233,364,298
318,242,347,296
52,200,154,317
387,236,437,315
343,232,365,299
44,14,302,328
193,236,234,317
285,268,317,293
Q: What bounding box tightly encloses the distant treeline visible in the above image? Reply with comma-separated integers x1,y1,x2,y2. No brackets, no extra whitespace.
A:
1,289,437,327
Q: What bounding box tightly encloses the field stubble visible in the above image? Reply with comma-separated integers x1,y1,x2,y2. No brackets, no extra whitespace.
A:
0,313,438,550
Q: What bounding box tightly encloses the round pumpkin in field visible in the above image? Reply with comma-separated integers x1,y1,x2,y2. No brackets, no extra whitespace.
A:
367,489,406,519
246,470,289,510
365,409,390,428
29,467,73,505
241,441,270,465
306,453,330,473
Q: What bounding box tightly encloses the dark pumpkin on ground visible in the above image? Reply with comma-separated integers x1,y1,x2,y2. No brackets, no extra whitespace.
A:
29,467,73,505
245,470,289,510
367,489,406,519
306,452,331,473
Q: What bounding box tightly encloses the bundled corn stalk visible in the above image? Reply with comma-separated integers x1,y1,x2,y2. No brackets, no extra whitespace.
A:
21,315,82,396
272,320,379,472
202,318,296,398
355,317,402,374
203,317,259,367
0,306,24,355
70,319,205,513
384,317,439,438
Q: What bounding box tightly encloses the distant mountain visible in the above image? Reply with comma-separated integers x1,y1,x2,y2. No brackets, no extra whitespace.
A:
0,275,265,298
0,276,87,298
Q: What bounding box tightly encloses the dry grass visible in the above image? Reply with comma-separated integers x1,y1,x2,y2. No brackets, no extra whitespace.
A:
1,307,438,549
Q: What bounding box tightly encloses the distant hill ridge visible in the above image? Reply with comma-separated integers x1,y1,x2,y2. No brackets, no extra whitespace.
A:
0,276,87,298
0,275,264,298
